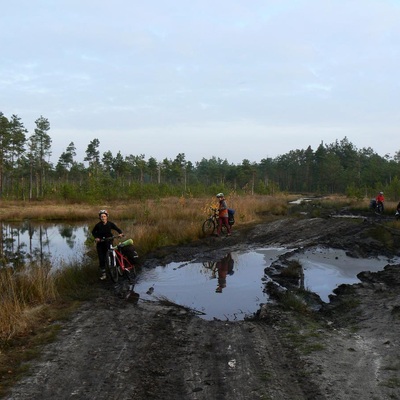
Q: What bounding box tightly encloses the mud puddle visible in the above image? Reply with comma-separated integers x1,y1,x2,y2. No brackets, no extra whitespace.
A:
289,246,400,302
135,247,291,320
134,246,400,318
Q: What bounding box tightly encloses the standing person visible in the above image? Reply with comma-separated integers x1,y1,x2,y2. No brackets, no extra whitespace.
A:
92,209,124,280
376,191,385,212
216,193,231,237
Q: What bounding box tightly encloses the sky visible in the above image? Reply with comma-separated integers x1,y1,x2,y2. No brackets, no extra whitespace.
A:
1,0,399,165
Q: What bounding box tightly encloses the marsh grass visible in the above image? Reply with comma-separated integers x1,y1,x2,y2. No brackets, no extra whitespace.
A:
280,260,303,279
0,265,58,340
279,291,310,314
92,194,291,254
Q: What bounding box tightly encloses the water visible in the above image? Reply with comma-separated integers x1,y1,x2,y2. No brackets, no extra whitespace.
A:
134,246,400,319
135,248,291,321
289,246,400,302
2,221,400,317
0,221,90,267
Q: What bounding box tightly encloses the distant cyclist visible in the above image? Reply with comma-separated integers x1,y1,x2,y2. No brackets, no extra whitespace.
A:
376,191,385,213
92,210,124,280
216,193,231,237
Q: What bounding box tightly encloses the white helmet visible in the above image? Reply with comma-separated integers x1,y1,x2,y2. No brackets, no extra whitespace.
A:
216,193,224,198
99,209,109,217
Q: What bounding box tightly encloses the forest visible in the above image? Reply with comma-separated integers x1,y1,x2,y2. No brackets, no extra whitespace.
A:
1,111,399,202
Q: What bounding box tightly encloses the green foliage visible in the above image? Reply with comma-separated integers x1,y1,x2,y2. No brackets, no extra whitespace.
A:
346,185,365,200
2,112,400,201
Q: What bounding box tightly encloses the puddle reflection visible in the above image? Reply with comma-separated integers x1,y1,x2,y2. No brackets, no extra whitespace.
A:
135,248,290,321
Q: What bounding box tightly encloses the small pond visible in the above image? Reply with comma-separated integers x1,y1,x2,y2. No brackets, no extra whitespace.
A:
0,221,90,267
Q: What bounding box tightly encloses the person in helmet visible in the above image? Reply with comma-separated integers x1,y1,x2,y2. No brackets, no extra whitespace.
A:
216,193,231,237
92,209,124,280
376,191,385,212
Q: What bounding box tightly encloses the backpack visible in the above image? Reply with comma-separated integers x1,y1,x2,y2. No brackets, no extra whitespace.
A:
228,208,235,225
118,240,139,265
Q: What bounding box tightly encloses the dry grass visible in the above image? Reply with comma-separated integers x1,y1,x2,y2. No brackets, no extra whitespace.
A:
0,265,58,341
0,194,291,222
0,194,292,255
106,194,291,253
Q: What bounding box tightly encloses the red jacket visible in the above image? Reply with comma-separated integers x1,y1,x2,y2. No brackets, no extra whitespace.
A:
376,194,385,203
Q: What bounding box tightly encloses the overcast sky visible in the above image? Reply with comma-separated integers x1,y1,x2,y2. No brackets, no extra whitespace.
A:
1,0,399,165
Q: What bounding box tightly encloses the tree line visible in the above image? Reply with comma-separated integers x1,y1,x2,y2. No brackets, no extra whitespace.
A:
1,111,399,202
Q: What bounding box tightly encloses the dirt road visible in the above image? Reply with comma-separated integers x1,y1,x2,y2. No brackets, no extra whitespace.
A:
4,214,400,399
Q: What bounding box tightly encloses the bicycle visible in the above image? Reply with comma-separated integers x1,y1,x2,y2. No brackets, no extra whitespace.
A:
370,199,384,215
101,236,138,284
202,207,233,236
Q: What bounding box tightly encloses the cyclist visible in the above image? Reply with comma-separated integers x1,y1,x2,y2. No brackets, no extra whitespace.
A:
216,193,231,237
92,209,124,280
376,191,385,212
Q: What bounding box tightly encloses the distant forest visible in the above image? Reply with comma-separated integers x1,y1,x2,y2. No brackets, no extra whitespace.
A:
1,112,400,202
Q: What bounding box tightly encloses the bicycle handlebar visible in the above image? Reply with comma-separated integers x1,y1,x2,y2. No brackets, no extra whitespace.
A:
98,234,124,242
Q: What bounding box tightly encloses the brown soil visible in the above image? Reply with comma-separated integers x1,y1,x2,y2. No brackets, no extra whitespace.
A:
4,213,400,400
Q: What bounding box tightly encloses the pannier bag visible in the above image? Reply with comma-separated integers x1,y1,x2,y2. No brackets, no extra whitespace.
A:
228,208,235,225
117,239,139,264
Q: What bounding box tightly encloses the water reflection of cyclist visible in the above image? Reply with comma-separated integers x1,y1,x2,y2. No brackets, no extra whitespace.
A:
92,209,124,280
215,253,234,293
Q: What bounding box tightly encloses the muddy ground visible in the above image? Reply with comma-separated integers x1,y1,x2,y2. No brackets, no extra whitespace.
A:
4,210,400,400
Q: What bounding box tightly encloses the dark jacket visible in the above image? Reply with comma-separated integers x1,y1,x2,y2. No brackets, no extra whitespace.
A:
92,221,122,239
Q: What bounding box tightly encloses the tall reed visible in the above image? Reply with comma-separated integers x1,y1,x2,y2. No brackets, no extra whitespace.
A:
0,264,58,340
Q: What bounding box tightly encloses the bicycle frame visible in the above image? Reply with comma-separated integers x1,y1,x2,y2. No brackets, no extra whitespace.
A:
113,246,136,277
202,207,231,236
102,236,137,283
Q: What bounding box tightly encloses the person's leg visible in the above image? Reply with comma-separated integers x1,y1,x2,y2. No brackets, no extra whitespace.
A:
217,218,223,235
97,243,107,279
223,217,231,235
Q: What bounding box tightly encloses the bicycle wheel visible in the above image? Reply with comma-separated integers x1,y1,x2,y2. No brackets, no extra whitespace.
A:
202,218,216,235
124,258,137,281
125,266,137,283
106,250,119,283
